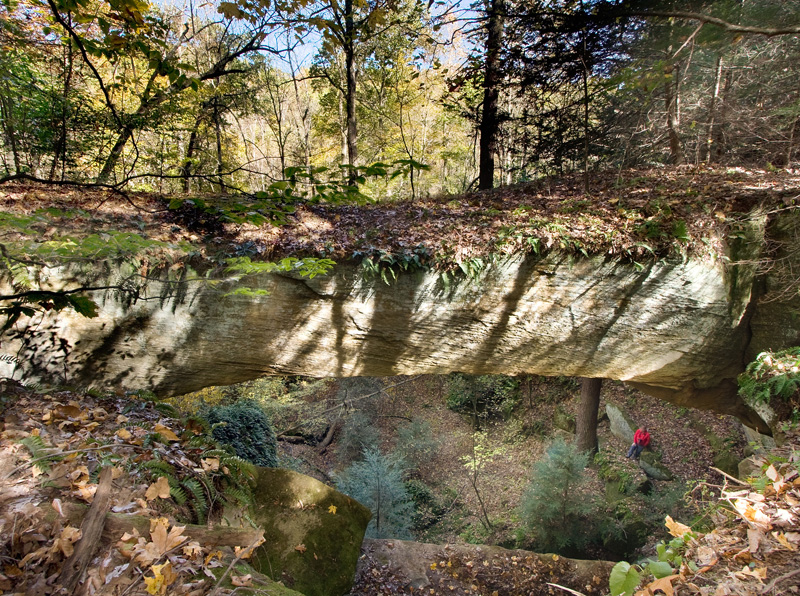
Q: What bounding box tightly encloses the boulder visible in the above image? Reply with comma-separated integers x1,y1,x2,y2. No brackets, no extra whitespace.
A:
738,455,766,480
249,468,372,596
741,424,777,456
553,403,576,433
638,451,674,481
606,404,637,443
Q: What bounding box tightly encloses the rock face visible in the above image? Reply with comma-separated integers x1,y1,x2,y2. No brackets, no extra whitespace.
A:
249,468,372,596
4,229,800,432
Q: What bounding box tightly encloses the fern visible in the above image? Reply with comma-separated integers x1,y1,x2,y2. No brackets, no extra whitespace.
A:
143,459,176,477
154,402,179,417
19,435,60,473
182,478,209,524
224,486,253,507
170,484,188,506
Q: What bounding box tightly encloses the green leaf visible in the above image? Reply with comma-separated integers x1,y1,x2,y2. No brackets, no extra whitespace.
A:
609,561,641,596
67,295,100,318
648,561,674,579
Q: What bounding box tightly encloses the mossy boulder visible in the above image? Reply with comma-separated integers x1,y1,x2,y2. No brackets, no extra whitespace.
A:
553,403,576,433
249,468,372,596
638,452,674,481
209,560,305,596
712,451,741,478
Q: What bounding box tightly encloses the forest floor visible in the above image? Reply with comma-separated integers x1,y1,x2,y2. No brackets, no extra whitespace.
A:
1,376,799,596
1,166,799,276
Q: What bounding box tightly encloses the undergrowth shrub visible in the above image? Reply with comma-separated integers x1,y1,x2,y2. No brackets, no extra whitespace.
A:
396,420,439,467
336,447,414,539
445,374,520,426
405,478,447,531
203,401,278,467
336,410,380,465
520,437,608,555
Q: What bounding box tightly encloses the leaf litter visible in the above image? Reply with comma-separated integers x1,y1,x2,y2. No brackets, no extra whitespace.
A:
0,381,266,595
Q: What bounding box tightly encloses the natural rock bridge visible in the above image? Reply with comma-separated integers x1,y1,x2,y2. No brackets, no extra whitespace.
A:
5,213,800,433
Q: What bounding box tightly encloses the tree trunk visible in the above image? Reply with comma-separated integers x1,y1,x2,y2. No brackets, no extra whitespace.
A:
712,69,732,163
664,64,685,165
96,126,133,184
50,41,73,181
478,0,505,190
344,0,358,185
181,111,204,193
576,378,602,454
0,91,21,174
213,97,224,192
702,55,723,163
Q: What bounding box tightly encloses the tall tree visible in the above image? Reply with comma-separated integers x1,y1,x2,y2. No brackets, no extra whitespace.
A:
303,0,424,182
477,0,505,190
576,377,602,454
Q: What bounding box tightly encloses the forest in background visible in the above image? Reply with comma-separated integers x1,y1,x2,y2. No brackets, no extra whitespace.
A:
2,0,800,201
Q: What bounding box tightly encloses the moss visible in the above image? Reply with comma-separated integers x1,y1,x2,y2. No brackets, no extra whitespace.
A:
249,468,371,596
207,561,305,596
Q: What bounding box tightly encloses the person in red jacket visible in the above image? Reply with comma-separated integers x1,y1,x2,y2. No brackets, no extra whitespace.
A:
626,427,650,459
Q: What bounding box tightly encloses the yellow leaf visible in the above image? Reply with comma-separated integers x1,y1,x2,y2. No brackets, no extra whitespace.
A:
665,516,692,538
154,423,180,442
328,504,337,515
144,561,177,595
145,477,171,501
295,543,307,554
773,531,797,550
116,428,132,440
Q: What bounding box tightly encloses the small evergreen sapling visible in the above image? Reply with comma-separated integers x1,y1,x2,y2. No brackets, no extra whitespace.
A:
520,437,594,553
336,447,414,539
204,401,278,467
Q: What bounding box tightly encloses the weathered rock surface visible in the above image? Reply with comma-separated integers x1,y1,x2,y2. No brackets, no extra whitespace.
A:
638,451,674,481
249,468,371,596
4,218,800,432
354,538,614,595
605,404,638,443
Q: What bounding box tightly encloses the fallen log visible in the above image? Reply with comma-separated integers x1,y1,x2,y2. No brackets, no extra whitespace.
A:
56,502,265,548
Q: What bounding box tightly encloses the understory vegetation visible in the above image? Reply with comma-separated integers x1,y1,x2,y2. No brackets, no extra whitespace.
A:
2,346,799,594
167,370,768,562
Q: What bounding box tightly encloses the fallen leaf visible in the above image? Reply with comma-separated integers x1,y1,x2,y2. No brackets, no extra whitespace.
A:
665,516,692,538
116,429,132,440
201,457,219,472
145,477,171,501
231,574,253,587
646,575,678,596
747,528,763,553
51,498,64,517
154,423,180,442
295,543,307,554
772,531,797,550
144,561,177,595
328,504,337,514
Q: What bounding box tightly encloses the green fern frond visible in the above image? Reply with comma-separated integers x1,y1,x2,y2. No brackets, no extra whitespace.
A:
223,486,253,507
170,485,188,506
19,435,59,473
142,459,176,476
154,402,179,417
182,478,209,524
186,434,213,449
